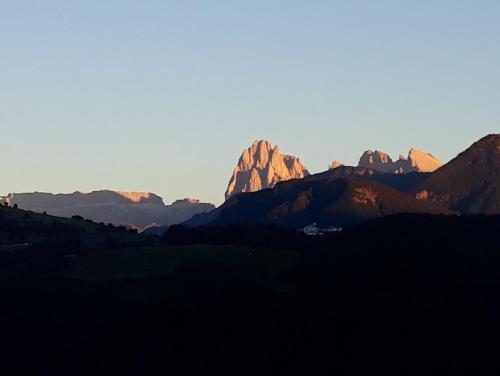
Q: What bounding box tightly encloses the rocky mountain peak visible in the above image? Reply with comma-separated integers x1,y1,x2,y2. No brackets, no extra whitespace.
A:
328,160,343,170
407,149,443,173
359,150,393,169
358,148,443,174
358,150,395,172
225,140,309,199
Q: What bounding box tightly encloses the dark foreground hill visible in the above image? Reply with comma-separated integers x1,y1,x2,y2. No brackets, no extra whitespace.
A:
1,214,500,375
0,204,141,246
0,204,149,275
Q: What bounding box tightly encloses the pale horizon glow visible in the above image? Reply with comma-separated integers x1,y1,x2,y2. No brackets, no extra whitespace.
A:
1,1,499,205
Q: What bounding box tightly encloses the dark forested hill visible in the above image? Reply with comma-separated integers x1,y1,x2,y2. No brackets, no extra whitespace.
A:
0,204,141,248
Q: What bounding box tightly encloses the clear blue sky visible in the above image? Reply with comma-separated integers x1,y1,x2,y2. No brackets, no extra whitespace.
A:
1,1,498,205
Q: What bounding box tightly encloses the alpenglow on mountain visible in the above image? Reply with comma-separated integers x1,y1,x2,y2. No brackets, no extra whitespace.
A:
357,148,443,174
225,140,309,199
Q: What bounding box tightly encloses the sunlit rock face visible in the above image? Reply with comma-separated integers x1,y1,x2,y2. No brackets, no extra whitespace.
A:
405,149,443,173
225,140,309,199
358,149,443,174
0,191,215,230
328,160,343,170
358,150,394,172
352,187,379,206
115,191,158,203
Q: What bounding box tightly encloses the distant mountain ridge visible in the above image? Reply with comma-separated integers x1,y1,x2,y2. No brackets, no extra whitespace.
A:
0,190,215,230
1,190,165,209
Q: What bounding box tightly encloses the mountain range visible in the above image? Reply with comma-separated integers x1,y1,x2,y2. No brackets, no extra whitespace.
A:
225,140,444,200
2,134,497,233
0,191,215,231
188,134,499,229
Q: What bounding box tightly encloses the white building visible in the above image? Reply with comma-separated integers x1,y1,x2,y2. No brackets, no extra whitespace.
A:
301,223,343,236
302,223,319,236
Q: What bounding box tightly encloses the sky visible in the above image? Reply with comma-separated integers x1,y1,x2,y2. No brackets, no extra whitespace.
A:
1,1,499,205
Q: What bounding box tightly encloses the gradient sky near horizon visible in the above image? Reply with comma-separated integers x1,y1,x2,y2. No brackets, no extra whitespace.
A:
1,1,499,205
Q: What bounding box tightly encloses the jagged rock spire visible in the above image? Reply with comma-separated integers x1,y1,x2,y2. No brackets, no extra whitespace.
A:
225,140,309,199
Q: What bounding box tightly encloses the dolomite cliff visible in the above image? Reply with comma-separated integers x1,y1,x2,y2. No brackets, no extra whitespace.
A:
358,148,443,174
225,140,309,199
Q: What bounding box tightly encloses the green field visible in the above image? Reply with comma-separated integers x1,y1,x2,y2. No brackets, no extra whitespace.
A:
64,244,301,281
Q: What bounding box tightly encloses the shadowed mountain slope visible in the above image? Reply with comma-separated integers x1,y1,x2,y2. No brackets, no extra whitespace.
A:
188,176,451,228
307,166,430,193
417,134,500,214
1,191,165,209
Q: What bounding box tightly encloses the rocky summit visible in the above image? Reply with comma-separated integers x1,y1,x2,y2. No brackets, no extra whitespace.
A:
225,140,309,199
328,160,343,170
358,148,443,174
